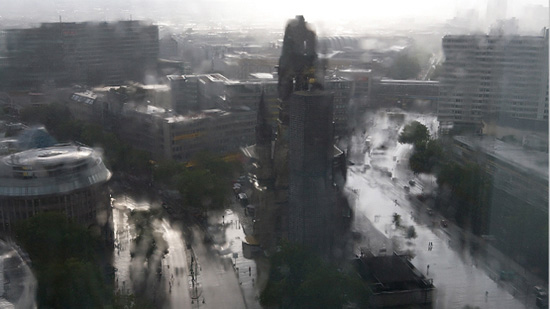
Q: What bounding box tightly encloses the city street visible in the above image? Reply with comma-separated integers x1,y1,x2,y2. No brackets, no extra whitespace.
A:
347,111,528,309
111,192,251,308
207,207,265,309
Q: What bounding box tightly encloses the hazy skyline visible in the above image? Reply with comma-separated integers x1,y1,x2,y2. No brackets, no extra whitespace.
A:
1,0,548,32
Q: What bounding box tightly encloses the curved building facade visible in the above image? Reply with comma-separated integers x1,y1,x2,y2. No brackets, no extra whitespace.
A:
0,145,112,232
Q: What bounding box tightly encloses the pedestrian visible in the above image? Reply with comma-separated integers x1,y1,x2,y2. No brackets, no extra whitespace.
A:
249,266,251,276
485,291,488,301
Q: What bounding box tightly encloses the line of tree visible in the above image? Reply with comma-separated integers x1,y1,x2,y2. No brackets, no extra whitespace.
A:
19,103,240,213
153,151,239,212
398,121,493,236
15,213,154,308
15,213,112,308
15,102,241,305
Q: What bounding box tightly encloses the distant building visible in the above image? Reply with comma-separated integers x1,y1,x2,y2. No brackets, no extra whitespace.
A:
4,21,158,89
371,79,439,112
169,73,353,136
324,77,353,137
0,145,112,234
438,29,549,132
335,68,372,108
212,54,278,80
117,106,256,162
159,35,179,60
168,74,229,113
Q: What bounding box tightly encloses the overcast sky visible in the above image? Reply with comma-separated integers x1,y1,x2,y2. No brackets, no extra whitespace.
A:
1,0,548,30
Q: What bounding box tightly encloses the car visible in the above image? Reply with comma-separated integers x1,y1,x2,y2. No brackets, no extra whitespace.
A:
403,185,410,192
237,193,249,207
416,194,428,201
535,286,547,297
536,293,548,308
440,220,448,227
409,180,416,186
427,208,434,216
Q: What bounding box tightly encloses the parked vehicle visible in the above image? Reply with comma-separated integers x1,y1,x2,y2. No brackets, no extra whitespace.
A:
232,183,242,195
238,193,248,207
535,286,548,298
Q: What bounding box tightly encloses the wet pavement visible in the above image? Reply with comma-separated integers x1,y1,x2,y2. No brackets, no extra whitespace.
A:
347,111,531,309
0,241,36,308
111,190,261,309
206,206,266,309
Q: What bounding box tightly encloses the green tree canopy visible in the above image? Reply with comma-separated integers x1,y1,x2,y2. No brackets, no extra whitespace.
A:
260,241,370,308
409,139,444,174
436,162,492,235
153,151,235,210
14,212,110,308
398,121,430,146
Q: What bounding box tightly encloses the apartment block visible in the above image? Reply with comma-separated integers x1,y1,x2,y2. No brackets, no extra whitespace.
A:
438,29,549,132
4,21,158,89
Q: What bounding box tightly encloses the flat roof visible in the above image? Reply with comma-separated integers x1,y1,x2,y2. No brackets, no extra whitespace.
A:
249,73,275,80
380,79,439,85
454,135,549,181
0,145,111,196
360,255,420,284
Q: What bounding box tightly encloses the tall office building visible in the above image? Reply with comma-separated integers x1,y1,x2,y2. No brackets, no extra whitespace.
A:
249,16,351,257
287,91,337,251
4,21,158,88
437,29,549,132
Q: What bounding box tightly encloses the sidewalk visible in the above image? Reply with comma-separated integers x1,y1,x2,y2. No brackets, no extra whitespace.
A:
414,175,546,308
457,226,546,308
208,201,267,309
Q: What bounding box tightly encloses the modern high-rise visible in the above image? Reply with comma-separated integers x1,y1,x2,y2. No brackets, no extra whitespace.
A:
4,21,158,89
248,16,351,258
437,29,549,132
287,91,337,251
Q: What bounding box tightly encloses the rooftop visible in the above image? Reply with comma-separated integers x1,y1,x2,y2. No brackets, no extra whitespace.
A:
0,145,111,197
379,79,440,85
454,135,549,182
249,73,275,80
355,255,434,292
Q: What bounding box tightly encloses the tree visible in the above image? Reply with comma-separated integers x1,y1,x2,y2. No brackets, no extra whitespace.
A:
392,213,402,228
409,139,444,174
436,162,493,235
260,241,370,308
14,213,111,308
406,226,418,239
398,121,429,146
